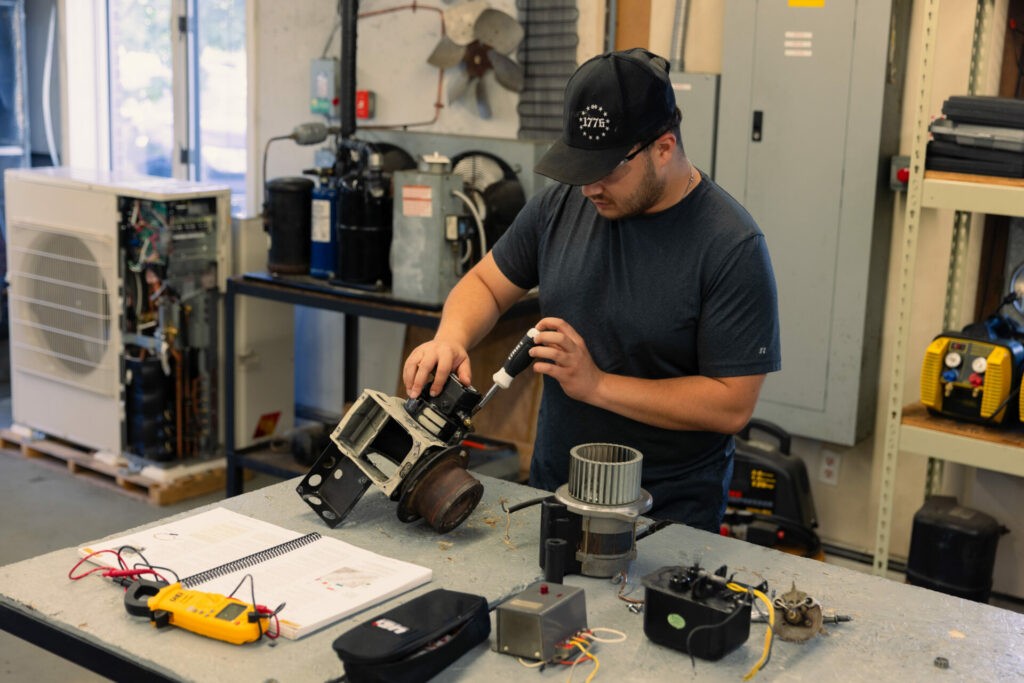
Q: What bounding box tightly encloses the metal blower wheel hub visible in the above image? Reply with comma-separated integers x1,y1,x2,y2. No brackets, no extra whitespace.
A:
566,443,645,507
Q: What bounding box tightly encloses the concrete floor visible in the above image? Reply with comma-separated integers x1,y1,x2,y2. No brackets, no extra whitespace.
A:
0,383,281,682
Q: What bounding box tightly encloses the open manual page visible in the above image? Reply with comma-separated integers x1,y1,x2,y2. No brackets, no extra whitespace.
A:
78,507,432,639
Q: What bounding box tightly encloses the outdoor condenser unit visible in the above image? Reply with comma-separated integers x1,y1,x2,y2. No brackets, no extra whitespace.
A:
3,167,231,460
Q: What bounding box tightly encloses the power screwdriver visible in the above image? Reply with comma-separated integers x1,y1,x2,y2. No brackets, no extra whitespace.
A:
474,327,540,413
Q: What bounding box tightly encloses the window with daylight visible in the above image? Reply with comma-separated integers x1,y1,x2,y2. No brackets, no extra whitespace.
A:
106,0,247,215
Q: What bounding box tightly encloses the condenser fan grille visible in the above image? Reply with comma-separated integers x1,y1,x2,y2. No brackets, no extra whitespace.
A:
450,151,526,249
452,154,506,191
8,224,117,394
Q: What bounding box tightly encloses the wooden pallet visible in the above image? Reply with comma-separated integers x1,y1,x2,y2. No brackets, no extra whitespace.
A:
0,429,229,506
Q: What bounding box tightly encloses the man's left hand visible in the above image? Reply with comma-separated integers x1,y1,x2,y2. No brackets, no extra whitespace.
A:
530,317,604,401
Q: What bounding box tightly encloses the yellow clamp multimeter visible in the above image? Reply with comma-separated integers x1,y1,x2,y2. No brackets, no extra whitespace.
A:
124,579,269,645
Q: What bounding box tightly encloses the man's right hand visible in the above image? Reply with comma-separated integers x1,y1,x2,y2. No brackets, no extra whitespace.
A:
402,252,527,399
403,339,473,399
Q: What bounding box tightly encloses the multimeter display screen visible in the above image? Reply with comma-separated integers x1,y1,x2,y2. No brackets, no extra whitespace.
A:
216,603,247,621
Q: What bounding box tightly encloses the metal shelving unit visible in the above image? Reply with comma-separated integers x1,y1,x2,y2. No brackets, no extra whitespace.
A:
873,0,1024,575
922,173,1024,215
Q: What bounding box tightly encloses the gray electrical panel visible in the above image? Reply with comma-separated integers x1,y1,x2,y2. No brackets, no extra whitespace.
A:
670,71,719,178
716,0,909,445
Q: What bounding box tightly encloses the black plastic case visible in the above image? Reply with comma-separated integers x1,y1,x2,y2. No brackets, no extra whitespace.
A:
642,565,751,660
906,496,1007,603
732,419,817,530
941,95,1024,128
332,589,490,683
926,140,1024,178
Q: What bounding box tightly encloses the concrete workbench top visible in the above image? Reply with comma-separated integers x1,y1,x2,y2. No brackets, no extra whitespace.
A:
1,476,1022,682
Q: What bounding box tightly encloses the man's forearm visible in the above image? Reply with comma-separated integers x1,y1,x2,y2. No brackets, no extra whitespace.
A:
434,269,506,351
588,372,765,434
405,254,529,398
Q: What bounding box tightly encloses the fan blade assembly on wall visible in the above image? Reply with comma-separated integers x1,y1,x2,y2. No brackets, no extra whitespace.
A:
427,35,467,69
475,77,492,119
427,1,526,119
488,49,524,93
447,63,473,103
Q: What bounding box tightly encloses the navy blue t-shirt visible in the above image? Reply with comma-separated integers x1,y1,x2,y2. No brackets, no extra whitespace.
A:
491,174,781,518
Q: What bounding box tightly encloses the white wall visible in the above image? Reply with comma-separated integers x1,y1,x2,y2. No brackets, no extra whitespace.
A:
252,0,524,194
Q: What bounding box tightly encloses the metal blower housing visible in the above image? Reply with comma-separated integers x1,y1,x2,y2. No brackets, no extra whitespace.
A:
541,443,653,578
296,375,485,533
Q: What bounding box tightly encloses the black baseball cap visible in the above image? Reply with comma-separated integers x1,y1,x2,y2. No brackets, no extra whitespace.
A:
534,48,678,186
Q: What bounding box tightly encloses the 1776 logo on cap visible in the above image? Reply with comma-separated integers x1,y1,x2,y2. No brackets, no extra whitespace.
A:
577,104,611,141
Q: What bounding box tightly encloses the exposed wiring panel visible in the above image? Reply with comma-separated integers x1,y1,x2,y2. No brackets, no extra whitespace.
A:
119,196,220,461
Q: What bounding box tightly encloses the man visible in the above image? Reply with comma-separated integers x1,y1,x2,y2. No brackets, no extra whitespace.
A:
403,48,780,532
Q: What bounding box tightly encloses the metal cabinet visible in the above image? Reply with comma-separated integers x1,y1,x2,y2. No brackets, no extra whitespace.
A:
716,0,910,445
872,0,1024,575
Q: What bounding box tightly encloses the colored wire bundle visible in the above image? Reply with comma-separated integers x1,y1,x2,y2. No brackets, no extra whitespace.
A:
514,627,627,682
564,632,599,683
727,582,775,681
69,548,282,642
69,545,177,585
614,570,644,605
566,627,630,681
227,573,285,640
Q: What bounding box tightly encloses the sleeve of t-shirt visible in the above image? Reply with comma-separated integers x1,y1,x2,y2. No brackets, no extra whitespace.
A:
698,234,782,377
490,185,561,291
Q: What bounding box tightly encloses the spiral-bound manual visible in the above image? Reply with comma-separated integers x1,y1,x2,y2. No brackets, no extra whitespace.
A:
79,507,432,640
179,531,322,588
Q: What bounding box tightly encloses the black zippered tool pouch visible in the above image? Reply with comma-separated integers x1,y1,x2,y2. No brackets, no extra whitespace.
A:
332,589,490,683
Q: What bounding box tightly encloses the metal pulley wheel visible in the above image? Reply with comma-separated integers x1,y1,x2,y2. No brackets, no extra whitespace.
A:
396,445,484,533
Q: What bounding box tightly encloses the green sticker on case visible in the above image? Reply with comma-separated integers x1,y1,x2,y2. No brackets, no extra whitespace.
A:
667,613,686,629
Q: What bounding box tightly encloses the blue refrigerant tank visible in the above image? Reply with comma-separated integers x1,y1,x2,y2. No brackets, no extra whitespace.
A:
310,177,339,279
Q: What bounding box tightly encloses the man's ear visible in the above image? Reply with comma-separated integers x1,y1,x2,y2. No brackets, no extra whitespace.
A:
653,133,677,164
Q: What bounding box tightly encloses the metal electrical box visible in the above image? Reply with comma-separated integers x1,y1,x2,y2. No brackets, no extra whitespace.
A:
310,58,340,118
670,71,719,179
495,582,587,661
716,0,910,445
390,164,465,306
374,132,553,307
